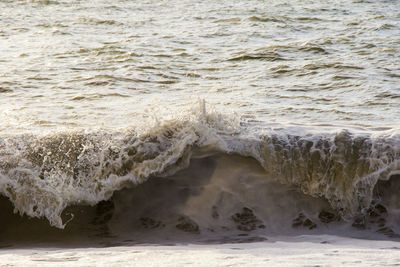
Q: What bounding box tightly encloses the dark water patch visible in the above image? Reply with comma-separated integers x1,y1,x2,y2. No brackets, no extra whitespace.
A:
295,70,318,77
25,0,60,6
298,45,328,54
375,92,400,99
0,87,12,93
71,94,130,101
295,17,323,21
385,73,400,79
231,207,265,232
75,46,135,57
332,75,356,80
36,22,68,28
176,52,191,57
176,216,200,234
0,196,110,247
140,217,165,229
183,72,202,78
292,213,317,230
304,63,364,71
254,44,328,57
85,81,110,86
333,64,365,70
137,66,157,70
156,73,180,80
156,80,179,84
153,54,173,58
248,16,285,23
318,211,339,224
227,52,283,62
80,18,122,26
364,100,389,107
70,96,86,101
269,65,292,74
27,76,52,81
213,17,241,23
77,74,148,86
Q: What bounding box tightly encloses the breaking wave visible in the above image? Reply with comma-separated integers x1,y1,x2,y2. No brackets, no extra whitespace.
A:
1,103,399,244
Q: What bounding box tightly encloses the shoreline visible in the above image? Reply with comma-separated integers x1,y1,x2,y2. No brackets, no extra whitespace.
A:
1,236,400,266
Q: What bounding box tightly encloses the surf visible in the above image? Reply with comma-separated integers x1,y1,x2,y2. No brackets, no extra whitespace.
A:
0,104,399,246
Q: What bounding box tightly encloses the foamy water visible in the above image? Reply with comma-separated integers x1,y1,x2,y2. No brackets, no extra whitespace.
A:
1,0,400,256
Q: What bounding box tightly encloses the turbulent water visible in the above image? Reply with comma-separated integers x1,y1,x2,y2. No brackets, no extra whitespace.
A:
0,0,400,246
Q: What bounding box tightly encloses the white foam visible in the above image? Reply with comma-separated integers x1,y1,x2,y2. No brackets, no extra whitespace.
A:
1,236,400,266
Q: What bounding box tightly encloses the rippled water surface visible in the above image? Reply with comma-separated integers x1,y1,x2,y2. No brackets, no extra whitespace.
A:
1,0,399,133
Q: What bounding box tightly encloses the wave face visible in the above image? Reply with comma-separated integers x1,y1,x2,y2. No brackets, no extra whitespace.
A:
1,110,400,244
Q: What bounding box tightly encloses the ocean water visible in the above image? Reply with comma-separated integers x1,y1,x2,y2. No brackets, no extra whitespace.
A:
0,0,400,247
